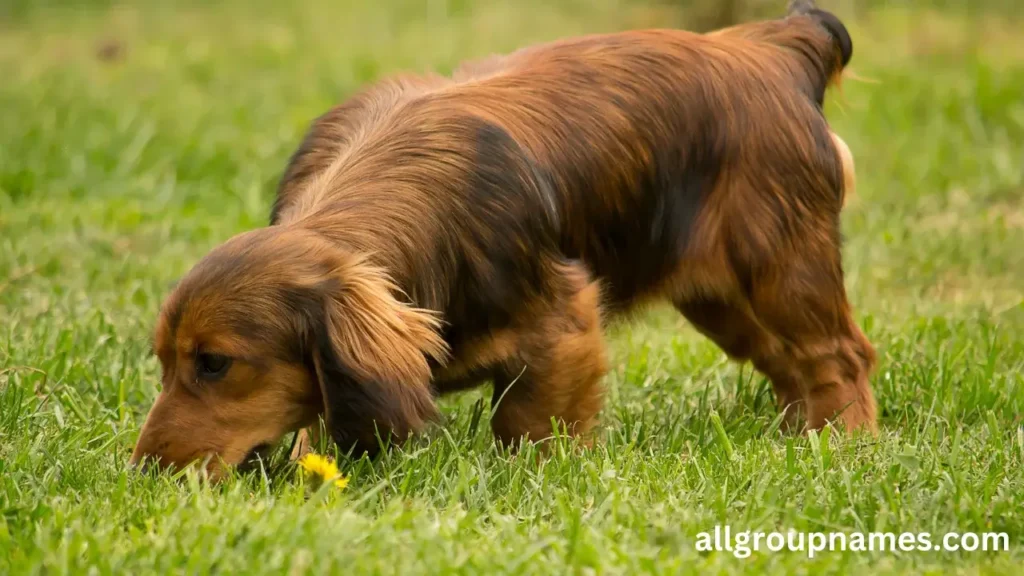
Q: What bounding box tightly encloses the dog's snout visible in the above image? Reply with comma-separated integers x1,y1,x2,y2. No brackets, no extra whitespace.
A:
128,452,155,473
129,391,199,474
129,432,165,474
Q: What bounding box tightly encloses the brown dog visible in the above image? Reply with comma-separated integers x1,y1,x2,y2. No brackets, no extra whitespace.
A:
131,2,876,478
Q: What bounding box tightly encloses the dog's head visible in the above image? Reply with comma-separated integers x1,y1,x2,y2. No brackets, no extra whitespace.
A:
129,226,446,479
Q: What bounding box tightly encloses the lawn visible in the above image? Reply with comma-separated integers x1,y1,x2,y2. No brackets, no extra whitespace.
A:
1,0,1022,573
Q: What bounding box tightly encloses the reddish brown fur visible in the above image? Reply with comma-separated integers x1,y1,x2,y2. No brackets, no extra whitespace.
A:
132,6,876,478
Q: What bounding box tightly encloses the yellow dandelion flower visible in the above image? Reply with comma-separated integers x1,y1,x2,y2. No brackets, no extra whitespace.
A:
298,453,349,489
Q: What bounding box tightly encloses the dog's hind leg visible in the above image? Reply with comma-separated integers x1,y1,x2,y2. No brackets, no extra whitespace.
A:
745,240,878,433
672,184,875,432
489,261,608,447
675,297,807,428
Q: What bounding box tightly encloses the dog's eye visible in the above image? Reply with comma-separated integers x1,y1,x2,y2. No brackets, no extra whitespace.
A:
196,353,232,380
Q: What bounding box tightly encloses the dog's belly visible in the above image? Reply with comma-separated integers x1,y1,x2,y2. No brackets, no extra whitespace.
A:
552,167,714,311
429,327,518,394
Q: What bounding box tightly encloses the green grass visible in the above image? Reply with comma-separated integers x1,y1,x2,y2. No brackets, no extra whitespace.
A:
1,0,1023,573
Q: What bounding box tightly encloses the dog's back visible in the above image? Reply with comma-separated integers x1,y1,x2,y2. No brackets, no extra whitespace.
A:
455,22,850,307
273,9,853,314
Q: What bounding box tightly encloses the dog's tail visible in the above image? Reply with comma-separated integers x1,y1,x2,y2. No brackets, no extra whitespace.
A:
787,1,852,64
784,1,853,96
709,3,857,203
784,2,857,204
710,2,852,103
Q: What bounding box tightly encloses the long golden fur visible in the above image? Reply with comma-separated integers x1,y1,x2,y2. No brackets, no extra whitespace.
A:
131,2,877,478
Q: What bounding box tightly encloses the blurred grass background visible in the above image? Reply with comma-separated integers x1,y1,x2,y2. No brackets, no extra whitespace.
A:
1,0,1022,574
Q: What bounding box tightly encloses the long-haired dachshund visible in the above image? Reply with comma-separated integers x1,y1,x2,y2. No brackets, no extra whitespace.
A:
131,1,877,478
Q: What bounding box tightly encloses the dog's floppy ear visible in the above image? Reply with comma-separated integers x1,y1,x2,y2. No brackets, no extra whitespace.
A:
308,254,448,456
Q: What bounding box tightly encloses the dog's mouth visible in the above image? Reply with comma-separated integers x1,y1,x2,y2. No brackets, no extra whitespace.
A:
237,442,275,473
